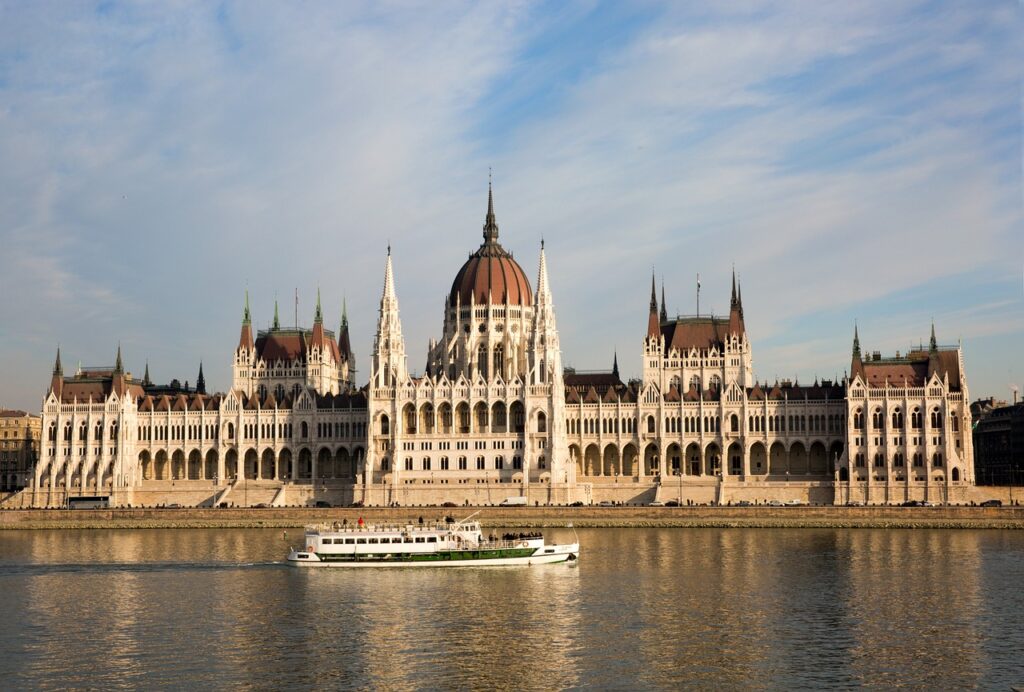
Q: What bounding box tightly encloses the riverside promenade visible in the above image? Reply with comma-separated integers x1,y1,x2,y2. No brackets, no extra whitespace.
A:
2,506,1023,530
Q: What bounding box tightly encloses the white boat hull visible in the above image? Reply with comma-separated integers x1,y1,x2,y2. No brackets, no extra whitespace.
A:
288,542,579,568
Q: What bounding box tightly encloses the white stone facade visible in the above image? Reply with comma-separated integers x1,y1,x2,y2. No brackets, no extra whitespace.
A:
18,189,975,508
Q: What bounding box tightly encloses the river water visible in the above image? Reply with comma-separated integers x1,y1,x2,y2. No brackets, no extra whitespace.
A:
0,527,1021,690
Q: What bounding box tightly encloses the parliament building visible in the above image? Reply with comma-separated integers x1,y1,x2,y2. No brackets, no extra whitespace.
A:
16,187,977,508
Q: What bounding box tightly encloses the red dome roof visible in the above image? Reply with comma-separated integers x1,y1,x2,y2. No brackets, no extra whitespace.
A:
448,186,533,308
449,250,532,307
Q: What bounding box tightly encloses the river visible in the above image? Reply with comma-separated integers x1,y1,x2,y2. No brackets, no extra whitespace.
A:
0,527,1021,690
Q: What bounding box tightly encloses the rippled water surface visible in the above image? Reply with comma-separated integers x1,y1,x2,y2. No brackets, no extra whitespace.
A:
1,527,1022,690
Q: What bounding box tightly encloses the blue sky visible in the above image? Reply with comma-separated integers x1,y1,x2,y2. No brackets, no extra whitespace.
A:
0,1,1020,409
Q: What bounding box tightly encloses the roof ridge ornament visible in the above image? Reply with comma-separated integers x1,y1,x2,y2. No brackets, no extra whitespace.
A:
483,177,499,244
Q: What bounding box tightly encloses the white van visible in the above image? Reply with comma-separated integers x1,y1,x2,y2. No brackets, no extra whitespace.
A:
499,496,528,507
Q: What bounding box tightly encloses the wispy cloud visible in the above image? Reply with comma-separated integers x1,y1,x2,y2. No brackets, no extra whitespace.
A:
0,1,1019,408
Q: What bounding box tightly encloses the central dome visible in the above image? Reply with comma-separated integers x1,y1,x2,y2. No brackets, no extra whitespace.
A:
448,187,533,308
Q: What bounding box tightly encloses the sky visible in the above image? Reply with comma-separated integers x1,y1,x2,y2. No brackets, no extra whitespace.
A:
0,1,1020,410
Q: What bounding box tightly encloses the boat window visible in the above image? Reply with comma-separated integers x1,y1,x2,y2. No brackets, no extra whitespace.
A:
357,538,367,544
345,538,355,544
427,536,437,543
415,537,425,543
368,538,379,544
323,539,335,544
404,537,413,543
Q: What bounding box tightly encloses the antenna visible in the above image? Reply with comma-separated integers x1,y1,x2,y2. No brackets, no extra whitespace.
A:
294,288,298,329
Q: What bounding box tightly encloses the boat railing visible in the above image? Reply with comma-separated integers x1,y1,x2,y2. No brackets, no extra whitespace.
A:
306,522,479,535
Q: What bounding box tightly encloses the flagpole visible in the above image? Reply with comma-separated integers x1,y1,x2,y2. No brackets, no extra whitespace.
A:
696,273,701,317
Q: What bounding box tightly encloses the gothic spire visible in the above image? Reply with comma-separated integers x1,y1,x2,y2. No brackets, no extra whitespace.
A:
53,347,63,376
929,321,937,352
852,323,861,358
341,296,348,328
483,178,499,244
731,267,738,307
243,289,251,325
196,361,206,394
660,281,668,322
143,361,151,386
647,272,661,339
314,287,323,324
612,350,619,379
114,343,123,374
273,299,280,330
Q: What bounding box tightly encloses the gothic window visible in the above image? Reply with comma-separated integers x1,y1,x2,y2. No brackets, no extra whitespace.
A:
951,416,959,432
477,344,488,380
932,452,943,468
440,456,449,470
730,414,739,433
458,456,467,470
647,416,655,434
301,421,309,438
536,411,547,434
891,408,904,429
476,456,485,470
930,408,943,429
913,453,923,467
513,456,522,470
709,375,721,392
78,422,87,441
853,408,864,430
380,415,390,436
422,457,430,471
894,453,904,468
275,384,285,400
538,455,546,469
690,375,701,390
493,345,504,377
404,457,413,471
495,455,504,470
381,458,390,471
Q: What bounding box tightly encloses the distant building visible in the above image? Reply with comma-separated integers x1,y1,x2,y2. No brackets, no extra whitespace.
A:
18,185,979,507
0,409,41,491
973,401,1024,485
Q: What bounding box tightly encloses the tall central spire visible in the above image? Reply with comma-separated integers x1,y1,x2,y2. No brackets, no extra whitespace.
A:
483,178,499,244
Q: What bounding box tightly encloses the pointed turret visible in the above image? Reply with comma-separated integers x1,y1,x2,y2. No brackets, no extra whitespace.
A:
728,270,746,337
272,299,280,330
929,321,937,352
310,287,326,352
660,282,668,322
196,361,206,395
531,240,563,386
238,290,254,351
850,323,864,381
338,297,354,384
112,344,127,396
142,361,152,387
612,351,620,379
483,178,499,244
372,246,407,386
49,347,64,399
647,273,661,338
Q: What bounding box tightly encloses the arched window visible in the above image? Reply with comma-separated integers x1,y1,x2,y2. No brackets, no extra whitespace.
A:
647,416,655,434
891,408,903,429
301,421,309,438
379,415,390,436
536,411,547,433
872,409,883,430
853,409,864,430
932,452,943,467
708,375,721,392
873,453,884,468
689,375,701,391
952,467,960,482
911,408,922,429
493,345,504,378
477,343,488,380
930,408,943,429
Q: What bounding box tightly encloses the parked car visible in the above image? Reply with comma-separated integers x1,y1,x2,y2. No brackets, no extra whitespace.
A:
665,500,680,507
166,503,182,509
846,501,864,507
314,500,332,508
980,499,1003,507
648,500,666,507
901,500,921,507
598,500,614,507
767,500,784,507
569,501,584,507
441,501,458,507
253,503,269,508
786,499,804,506
349,501,364,508
735,500,752,507
922,501,939,507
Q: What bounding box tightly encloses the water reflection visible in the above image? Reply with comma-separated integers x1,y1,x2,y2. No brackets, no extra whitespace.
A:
0,528,1020,689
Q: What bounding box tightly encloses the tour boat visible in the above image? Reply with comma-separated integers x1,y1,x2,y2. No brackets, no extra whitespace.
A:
287,513,579,568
